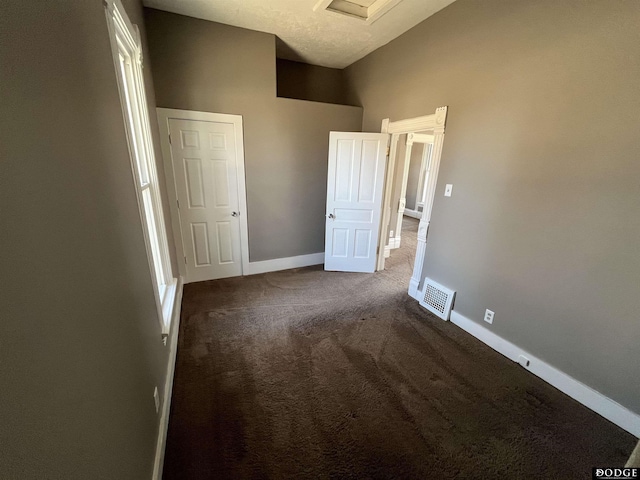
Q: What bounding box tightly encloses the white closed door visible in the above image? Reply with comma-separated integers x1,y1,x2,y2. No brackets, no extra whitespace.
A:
169,118,242,282
325,132,389,273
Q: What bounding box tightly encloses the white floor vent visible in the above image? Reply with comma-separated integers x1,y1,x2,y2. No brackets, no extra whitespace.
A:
419,278,455,321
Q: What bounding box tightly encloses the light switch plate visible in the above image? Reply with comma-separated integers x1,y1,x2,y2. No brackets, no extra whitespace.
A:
444,184,453,197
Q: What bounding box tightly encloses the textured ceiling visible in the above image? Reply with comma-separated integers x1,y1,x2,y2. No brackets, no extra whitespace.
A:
142,0,457,68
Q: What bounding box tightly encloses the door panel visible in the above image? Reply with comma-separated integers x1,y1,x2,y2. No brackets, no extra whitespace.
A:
184,158,205,208
358,140,380,202
325,132,389,273
191,223,211,266
216,221,234,263
169,118,242,282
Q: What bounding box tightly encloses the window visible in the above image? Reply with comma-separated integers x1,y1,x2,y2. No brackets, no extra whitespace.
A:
105,0,177,335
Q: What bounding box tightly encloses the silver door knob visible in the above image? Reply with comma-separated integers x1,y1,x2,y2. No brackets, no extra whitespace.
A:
326,213,335,219
232,211,240,217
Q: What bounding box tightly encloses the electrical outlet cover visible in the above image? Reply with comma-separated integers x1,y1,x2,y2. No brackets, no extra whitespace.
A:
518,355,531,368
484,309,494,324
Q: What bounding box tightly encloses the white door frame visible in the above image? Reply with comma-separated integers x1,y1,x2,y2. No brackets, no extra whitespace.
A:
157,108,249,279
377,107,448,298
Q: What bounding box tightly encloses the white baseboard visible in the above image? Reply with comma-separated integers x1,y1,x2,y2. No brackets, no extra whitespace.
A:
153,277,184,480
389,236,401,249
244,252,324,276
384,245,391,258
408,279,420,300
403,209,421,219
448,310,640,437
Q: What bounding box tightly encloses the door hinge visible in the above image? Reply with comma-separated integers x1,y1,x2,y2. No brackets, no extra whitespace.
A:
184,256,187,264
177,199,180,209
386,146,390,156
169,133,172,144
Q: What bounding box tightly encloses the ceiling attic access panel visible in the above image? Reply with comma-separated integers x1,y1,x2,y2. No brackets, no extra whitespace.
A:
313,0,403,25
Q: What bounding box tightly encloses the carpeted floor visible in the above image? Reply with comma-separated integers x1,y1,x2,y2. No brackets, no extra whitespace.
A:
164,217,636,479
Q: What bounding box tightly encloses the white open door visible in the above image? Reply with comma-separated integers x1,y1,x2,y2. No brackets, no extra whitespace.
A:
325,132,389,273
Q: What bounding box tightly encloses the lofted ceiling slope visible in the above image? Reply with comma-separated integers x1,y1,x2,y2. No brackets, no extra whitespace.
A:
142,0,457,68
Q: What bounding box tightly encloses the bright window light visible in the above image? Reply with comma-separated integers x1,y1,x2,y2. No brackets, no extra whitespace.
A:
105,0,177,335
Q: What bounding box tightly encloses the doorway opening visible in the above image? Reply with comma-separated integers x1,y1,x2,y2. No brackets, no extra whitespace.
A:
385,132,434,258
404,137,434,220
375,108,448,300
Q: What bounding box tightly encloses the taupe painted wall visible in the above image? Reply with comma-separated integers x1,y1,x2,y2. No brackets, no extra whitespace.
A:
0,0,174,478
346,0,640,414
144,9,363,262
405,143,425,211
277,58,350,105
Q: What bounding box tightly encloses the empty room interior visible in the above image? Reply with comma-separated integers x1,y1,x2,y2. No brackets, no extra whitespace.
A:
2,0,640,478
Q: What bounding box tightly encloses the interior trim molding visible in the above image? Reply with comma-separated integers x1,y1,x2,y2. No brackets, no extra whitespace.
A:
389,236,401,249
403,209,421,220
153,277,184,480
449,310,640,438
377,133,399,271
409,279,420,300
244,253,325,276
386,113,441,134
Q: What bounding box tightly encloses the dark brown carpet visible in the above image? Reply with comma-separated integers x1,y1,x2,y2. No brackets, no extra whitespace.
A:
164,217,635,479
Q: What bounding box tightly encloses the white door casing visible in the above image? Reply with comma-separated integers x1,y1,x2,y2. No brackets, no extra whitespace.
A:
158,109,249,284
325,132,389,273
